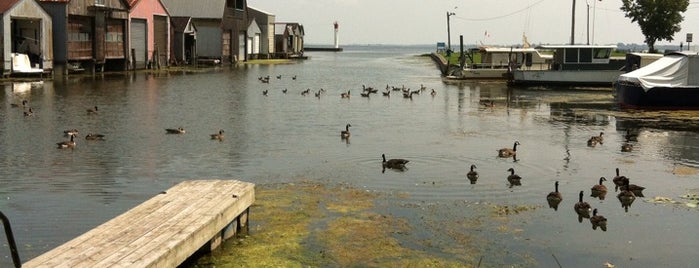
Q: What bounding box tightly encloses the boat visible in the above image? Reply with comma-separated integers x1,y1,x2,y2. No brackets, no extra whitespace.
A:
450,47,551,80
615,51,699,109
509,45,627,87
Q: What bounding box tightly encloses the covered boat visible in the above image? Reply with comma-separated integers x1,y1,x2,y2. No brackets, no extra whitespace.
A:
615,51,699,109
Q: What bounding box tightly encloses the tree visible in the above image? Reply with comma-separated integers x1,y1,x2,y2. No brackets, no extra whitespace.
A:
620,0,689,52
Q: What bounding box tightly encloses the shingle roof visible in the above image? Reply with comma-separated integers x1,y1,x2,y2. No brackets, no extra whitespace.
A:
0,0,19,14
160,0,225,18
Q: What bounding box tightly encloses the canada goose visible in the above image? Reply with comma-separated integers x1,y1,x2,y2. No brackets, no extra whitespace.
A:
23,107,33,117
621,143,633,152
301,89,310,96
506,168,522,186
341,90,350,98
547,181,563,210
57,134,76,149
591,177,608,194
574,190,592,218
87,106,98,114
590,208,608,231
587,137,598,147
382,154,409,170
382,90,390,97
467,164,478,184
430,89,436,97
498,141,520,158
612,168,629,192
589,132,604,144
360,92,371,98
402,91,413,99
315,90,322,98
292,75,297,80
276,75,282,79
64,129,79,136
282,88,288,94
619,180,646,197
262,90,268,96
420,84,427,91
165,127,185,134
410,90,420,95
210,130,224,140
482,100,495,108
340,124,351,139
11,100,27,108
85,133,106,140
617,180,636,211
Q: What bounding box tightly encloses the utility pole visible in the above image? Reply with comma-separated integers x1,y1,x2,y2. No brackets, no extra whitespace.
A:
447,11,456,51
586,2,590,45
570,0,576,45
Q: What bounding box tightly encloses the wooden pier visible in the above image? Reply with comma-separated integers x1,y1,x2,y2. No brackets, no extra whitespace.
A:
23,179,255,268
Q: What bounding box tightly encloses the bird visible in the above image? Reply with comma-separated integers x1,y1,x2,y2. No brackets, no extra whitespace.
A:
506,168,522,186
574,190,592,219
590,208,608,231
621,143,633,152
165,127,185,134
341,90,350,99
23,107,34,117
262,90,268,96
282,88,288,94
430,89,436,97
276,75,282,79
382,154,409,170
498,141,520,158
87,106,98,114
547,181,563,210
85,133,106,140
301,88,310,96
64,129,79,136
467,164,478,184
360,91,371,98
210,129,224,140
587,137,598,147
57,134,76,149
589,132,604,144
11,100,27,108
382,90,390,97
340,124,351,139
591,177,608,195
482,100,495,108
612,168,629,192
619,180,646,197
292,75,297,80
617,180,636,211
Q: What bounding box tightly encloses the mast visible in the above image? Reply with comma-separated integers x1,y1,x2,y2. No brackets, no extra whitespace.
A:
571,0,576,45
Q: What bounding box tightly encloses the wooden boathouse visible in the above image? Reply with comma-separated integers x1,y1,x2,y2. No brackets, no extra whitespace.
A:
23,179,255,268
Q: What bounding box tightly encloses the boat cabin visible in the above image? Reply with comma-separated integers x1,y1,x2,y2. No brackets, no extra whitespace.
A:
541,45,625,71
470,47,550,70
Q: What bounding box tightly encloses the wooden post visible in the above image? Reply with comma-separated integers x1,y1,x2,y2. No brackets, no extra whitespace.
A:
131,48,136,71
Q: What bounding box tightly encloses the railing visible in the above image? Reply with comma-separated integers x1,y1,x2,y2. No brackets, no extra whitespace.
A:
1,211,21,268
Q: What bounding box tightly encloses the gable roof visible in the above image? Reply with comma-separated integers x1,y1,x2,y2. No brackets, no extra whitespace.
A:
0,0,19,13
127,0,139,8
160,0,225,18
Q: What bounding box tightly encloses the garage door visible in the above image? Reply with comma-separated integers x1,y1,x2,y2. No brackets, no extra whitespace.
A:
154,15,168,66
130,19,146,69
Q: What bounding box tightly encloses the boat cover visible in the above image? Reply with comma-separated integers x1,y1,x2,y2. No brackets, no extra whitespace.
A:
618,52,699,91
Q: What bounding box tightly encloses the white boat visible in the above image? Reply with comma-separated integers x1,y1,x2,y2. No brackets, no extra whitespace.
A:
453,47,551,80
509,45,626,87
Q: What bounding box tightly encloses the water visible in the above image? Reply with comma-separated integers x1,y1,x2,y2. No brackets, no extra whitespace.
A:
2,45,699,267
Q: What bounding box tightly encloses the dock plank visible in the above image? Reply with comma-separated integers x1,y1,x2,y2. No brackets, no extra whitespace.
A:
24,180,255,268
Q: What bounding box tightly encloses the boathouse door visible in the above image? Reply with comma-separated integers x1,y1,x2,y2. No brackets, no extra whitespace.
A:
130,19,147,69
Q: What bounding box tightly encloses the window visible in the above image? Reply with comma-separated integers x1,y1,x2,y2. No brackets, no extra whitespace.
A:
593,48,611,59
235,0,244,10
95,0,105,6
564,48,578,63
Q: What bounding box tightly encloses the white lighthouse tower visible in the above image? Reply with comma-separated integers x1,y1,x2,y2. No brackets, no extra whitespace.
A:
334,21,339,49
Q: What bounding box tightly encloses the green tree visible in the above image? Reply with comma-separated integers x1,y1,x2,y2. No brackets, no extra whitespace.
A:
620,0,689,52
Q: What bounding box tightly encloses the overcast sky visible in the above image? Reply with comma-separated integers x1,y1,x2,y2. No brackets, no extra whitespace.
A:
249,0,699,47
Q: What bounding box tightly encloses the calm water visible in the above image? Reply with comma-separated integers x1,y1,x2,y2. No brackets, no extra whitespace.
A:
2,45,699,267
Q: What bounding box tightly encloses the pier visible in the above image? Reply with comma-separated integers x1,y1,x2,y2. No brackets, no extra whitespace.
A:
23,179,255,268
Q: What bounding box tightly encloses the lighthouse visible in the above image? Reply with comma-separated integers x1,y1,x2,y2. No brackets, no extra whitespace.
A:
334,21,339,49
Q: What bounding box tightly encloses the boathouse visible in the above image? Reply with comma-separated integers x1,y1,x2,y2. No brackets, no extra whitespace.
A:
247,7,274,59
161,0,248,64
127,0,170,69
274,22,304,58
1,0,54,77
170,16,196,65
40,0,129,74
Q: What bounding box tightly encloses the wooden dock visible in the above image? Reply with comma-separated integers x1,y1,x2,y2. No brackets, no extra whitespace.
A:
23,179,255,268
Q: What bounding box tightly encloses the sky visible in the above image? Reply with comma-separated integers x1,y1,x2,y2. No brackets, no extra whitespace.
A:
249,0,699,48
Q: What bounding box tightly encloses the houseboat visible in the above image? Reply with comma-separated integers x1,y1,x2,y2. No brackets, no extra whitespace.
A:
509,45,626,87
615,51,699,109
453,47,550,80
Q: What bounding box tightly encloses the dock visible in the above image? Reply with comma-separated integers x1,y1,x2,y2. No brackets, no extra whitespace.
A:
304,47,343,52
23,179,255,268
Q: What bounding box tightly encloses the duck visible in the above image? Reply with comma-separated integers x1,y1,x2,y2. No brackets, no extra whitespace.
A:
57,134,76,149
547,181,563,203
466,164,478,184
64,129,79,136
590,208,608,231
612,168,629,192
574,190,592,218
506,168,522,186
621,143,633,152
341,90,350,99
498,141,520,158
165,127,185,134
340,124,351,139
87,106,98,114
210,129,224,140
382,154,409,170
23,107,34,117
85,133,106,140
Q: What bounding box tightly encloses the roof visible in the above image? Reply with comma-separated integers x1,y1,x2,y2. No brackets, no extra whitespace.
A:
247,6,273,15
538,45,617,49
480,47,540,53
37,0,71,3
127,0,139,8
160,0,225,18
171,16,193,32
0,0,19,13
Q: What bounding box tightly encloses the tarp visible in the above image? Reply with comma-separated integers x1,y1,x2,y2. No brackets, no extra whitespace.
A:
618,53,695,91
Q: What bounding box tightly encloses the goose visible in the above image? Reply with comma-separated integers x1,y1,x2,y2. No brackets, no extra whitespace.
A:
587,137,598,147
85,133,106,140
57,134,76,148
591,177,608,194
382,154,409,170
341,90,350,99
590,208,608,231
482,100,495,108
210,129,224,140
292,75,297,80
547,181,563,202
402,91,413,99
619,180,646,197
262,90,268,96
315,90,322,98
612,168,629,192
23,107,34,117
430,89,436,97
498,141,520,158
276,75,282,79
64,129,79,136
506,168,522,186
410,90,420,95
165,127,186,134
382,90,390,97
589,132,604,144
301,89,310,96
340,124,351,139
420,84,427,91
617,180,636,210
466,164,479,184
87,106,98,114
621,143,633,152
282,88,288,94
574,190,592,218
360,91,371,98
11,100,27,108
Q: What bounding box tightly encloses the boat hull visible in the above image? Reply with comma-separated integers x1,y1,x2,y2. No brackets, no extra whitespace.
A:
510,70,621,87
615,81,699,109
